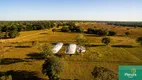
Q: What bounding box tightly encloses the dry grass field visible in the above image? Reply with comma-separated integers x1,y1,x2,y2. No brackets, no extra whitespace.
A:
0,22,142,80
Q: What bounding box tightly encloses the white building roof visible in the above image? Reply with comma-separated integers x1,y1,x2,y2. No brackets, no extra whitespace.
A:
66,44,77,54
77,46,86,53
52,42,63,54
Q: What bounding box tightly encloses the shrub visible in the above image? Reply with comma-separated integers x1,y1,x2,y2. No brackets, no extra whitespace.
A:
108,30,116,36
102,37,111,45
61,27,70,32
91,66,117,80
42,56,63,80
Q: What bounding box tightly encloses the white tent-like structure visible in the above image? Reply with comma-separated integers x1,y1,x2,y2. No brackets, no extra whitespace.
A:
65,44,77,54
52,42,63,54
77,46,86,53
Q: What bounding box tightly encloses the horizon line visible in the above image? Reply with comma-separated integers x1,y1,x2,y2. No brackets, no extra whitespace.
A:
0,20,142,22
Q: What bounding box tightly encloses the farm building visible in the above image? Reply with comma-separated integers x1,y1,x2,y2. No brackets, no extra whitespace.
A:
77,46,86,53
52,42,63,53
66,44,77,54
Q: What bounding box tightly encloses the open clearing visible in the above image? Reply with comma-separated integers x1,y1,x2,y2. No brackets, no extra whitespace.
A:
0,22,142,80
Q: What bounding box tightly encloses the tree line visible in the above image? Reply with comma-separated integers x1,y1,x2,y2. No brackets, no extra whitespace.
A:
60,22,84,33
104,21,142,27
0,21,55,38
0,21,55,32
59,22,117,36
87,28,116,36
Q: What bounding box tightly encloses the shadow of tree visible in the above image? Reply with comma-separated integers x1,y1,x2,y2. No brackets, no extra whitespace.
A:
55,53,66,58
0,70,47,80
26,52,45,60
0,72,6,77
0,58,30,65
111,45,135,48
15,46,31,48
87,44,105,47
84,34,96,37
51,42,69,46
40,32,48,35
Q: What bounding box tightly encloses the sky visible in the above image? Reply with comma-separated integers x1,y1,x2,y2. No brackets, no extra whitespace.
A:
0,0,142,21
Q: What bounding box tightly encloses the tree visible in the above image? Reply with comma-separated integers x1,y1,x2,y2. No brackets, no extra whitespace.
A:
91,66,117,80
96,29,108,36
87,28,95,34
0,33,4,39
76,34,87,46
1,26,8,32
56,22,63,28
67,22,76,32
0,27,1,33
56,24,60,28
108,30,116,36
0,43,3,63
40,43,53,58
52,29,56,32
125,32,130,36
102,37,111,45
4,31,9,38
136,36,142,46
0,75,12,80
76,26,84,33
42,56,63,80
61,27,70,32
68,26,76,32
8,29,19,38
62,23,67,26
49,22,55,28
32,41,39,46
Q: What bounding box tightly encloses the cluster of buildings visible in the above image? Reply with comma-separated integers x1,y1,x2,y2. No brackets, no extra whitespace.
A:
52,42,86,55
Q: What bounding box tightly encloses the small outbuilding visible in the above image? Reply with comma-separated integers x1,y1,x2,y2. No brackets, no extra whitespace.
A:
77,46,86,53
